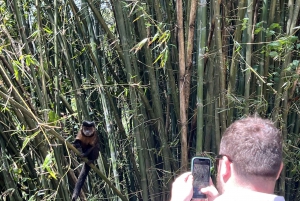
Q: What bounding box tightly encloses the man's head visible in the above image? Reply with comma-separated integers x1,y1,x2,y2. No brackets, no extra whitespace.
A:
217,116,283,193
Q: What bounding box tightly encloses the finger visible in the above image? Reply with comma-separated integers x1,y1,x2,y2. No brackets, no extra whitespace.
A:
176,172,192,182
186,174,193,185
201,185,219,198
209,177,214,185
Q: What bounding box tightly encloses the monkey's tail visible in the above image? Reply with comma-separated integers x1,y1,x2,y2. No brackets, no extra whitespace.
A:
71,163,91,201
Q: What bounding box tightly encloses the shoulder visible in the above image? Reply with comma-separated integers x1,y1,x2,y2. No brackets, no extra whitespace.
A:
273,196,285,201
214,192,285,201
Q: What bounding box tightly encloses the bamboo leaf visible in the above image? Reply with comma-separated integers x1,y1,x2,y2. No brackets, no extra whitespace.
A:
152,53,163,64
268,41,281,49
48,110,59,125
157,30,170,44
270,23,280,30
12,61,20,81
29,29,39,38
254,21,264,34
43,26,53,34
269,51,278,58
242,18,249,30
42,152,57,180
132,14,144,23
161,47,169,68
20,138,31,152
0,44,9,54
130,38,148,53
266,29,275,37
149,32,160,45
20,131,40,152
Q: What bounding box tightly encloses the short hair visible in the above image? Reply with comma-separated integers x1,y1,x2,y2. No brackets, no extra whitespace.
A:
219,116,283,179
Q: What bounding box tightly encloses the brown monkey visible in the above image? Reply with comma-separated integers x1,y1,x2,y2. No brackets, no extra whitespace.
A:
71,121,99,201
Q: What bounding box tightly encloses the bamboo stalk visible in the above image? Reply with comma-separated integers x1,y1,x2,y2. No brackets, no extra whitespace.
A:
244,0,253,115
177,0,188,172
228,0,246,122
196,0,207,154
213,0,226,133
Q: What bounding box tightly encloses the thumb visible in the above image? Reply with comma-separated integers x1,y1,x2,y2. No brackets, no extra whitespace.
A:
186,174,193,186
200,178,219,201
200,185,219,198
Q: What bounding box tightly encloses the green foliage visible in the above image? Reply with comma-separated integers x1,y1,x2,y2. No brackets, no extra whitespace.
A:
254,21,264,34
1,0,300,200
130,38,148,53
42,151,57,180
20,131,40,152
241,18,249,31
48,110,60,125
263,34,298,61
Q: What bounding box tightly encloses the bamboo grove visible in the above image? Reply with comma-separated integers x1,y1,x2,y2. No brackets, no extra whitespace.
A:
0,0,299,200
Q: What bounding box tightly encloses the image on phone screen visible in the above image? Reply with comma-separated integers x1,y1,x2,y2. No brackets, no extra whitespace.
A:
192,157,210,199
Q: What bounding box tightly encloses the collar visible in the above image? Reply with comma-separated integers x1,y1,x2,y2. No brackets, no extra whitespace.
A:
215,189,285,201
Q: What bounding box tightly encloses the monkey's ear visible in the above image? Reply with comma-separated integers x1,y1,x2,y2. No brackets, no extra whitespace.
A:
82,121,95,127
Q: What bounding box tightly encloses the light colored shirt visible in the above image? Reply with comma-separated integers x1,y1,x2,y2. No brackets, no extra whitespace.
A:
215,190,285,201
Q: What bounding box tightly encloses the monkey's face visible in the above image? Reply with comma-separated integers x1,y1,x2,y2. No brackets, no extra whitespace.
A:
82,126,95,136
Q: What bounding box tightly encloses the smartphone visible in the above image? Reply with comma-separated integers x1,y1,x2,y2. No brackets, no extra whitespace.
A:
191,157,211,199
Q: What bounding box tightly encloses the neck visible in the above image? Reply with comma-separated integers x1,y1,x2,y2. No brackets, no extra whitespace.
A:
229,176,276,194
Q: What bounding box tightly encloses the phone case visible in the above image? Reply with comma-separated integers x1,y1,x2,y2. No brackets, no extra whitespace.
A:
191,157,211,199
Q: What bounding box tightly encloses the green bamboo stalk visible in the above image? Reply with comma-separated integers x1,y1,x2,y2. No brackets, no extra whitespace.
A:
257,0,268,113
262,0,277,102
36,0,48,118
196,0,207,154
228,0,246,123
213,0,226,133
0,136,23,201
288,0,300,35
53,0,60,118
205,61,215,152
286,0,294,35
244,0,253,115
215,96,221,153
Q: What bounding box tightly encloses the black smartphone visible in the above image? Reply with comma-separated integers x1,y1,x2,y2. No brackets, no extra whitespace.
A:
191,157,211,199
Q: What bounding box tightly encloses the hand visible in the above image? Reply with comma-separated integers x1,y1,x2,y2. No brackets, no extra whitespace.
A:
200,178,219,201
170,172,193,201
80,152,87,157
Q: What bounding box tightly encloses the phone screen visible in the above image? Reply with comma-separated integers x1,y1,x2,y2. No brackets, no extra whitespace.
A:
191,157,210,199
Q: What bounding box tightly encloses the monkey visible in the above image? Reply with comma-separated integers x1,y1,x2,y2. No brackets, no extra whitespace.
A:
71,121,99,201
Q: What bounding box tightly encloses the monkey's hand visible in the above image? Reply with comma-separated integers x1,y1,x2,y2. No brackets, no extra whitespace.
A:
86,160,93,165
72,140,81,149
80,152,88,158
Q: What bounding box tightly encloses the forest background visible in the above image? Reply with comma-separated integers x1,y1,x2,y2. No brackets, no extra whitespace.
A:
0,0,300,200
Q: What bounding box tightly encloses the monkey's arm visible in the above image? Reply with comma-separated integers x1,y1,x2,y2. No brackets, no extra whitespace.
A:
72,139,81,148
81,145,95,157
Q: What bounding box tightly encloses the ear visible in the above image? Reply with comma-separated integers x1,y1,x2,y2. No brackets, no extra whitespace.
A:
276,162,283,180
219,156,232,183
